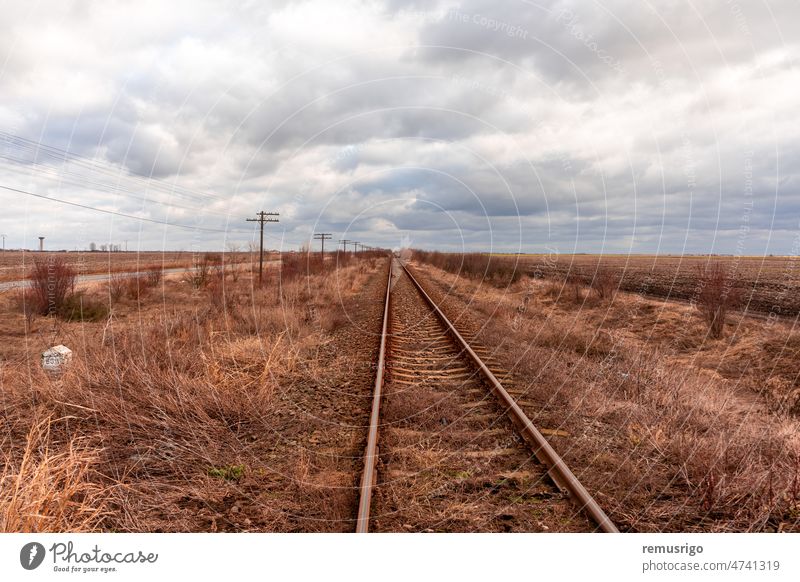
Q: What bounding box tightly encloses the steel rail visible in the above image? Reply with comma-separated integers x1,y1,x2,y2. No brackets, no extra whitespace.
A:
355,256,393,532
400,260,619,533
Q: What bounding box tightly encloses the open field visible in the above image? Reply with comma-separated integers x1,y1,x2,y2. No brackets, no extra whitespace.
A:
490,254,800,318
409,257,800,531
0,250,272,284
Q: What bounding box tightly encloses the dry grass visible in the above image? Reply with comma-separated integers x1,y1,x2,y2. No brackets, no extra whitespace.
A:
413,250,522,287
413,261,800,531
0,419,108,532
0,254,385,531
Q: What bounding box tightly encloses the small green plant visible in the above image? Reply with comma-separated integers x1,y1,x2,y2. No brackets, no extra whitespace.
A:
444,469,471,480
207,465,245,481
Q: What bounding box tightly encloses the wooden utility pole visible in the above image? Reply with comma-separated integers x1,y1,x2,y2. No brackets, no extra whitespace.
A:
313,233,332,255
247,211,279,283
339,239,351,253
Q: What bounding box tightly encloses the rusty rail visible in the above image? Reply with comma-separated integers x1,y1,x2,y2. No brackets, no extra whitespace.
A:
355,256,392,532
400,260,619,533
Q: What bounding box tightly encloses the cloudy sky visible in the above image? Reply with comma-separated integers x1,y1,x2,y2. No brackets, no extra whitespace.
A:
0,0,798,254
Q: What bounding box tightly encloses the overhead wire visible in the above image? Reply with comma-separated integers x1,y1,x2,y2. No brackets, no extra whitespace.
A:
0,131,301,245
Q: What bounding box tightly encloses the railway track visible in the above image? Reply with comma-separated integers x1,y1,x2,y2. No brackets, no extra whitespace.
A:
356,257,617,532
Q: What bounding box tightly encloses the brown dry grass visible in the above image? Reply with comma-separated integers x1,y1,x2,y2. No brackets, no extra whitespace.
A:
412,260,800,531
413,250,522,287
0,254,386,532
0,420,109,532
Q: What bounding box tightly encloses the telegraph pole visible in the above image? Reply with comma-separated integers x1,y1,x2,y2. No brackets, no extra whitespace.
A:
313,233,332,256
352,242,361,253
247,211,280,284
339,239,351,253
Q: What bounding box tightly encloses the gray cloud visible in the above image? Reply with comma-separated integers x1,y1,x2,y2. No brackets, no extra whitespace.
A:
0,0,797,254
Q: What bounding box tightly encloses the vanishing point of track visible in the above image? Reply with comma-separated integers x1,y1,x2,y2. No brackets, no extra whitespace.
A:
356,257,618,533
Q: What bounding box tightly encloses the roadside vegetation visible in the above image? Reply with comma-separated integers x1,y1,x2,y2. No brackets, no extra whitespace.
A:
413,250,522,286
0,252,385,532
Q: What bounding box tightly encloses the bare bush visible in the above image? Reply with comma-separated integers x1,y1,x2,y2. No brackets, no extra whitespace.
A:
281,251,328,281
125,275,149,300
29,257,76,315
191,253,220,289
107,273,126,302
697,263,740,338
207,271,236,311
145,269,162,287
590,267,618,300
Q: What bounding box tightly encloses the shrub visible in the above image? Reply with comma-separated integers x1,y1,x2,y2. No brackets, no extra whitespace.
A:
145,269,162,287
566,275,585,304
696,263,740,338
125,275,149,300
207,271,236,310
281,251,328,281
590,267,618,300
107,273,126,302
191,253,220,289
29,257,76,316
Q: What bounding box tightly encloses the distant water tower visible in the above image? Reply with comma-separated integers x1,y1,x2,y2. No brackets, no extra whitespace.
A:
38,236,45,252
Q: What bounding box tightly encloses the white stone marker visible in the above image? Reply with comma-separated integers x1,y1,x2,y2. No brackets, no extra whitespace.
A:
42,345,73,372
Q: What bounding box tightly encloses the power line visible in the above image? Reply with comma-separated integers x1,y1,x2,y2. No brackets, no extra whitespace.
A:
0,131,224,205
0,133,320,248
0,183,253,234
246,211,279,283
313,232,332,255
0,157,249,222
